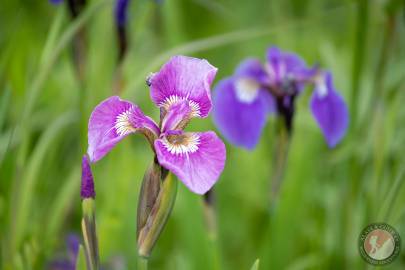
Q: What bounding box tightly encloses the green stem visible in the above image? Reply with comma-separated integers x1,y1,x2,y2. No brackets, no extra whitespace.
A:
202,191,221,270
138,257,148,270
269,119,290,209
82,199,100,270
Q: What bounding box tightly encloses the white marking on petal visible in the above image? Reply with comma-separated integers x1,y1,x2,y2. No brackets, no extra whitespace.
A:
316,79,328,99
162,133,200,156
160,95,201,117
234,78,260,103
115,108,137,136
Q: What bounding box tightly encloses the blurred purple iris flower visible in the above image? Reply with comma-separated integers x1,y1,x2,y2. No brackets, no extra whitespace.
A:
87,56,226,194
49,234,79,270
213,46,349,149
115,0,130,27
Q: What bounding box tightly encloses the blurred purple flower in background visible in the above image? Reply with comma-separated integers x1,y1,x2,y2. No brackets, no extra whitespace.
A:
87,56,226,194
115,0,130,27
49,0,64,4
49,234,79,270
213,46,349,149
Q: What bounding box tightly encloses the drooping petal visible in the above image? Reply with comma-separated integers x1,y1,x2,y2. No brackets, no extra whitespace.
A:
150,56,218,118
161,100,192,132
310,72,349,147
154,131,226,194
87,96,159,162
212,78,273,150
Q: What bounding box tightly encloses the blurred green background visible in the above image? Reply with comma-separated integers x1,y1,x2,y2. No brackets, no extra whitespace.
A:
1,0,405,269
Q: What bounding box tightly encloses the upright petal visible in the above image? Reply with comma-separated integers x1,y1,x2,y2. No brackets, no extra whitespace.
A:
235,58,269,85
212,78,273,150
161,100,192,132
265,46,310,88
310,72,349,147
150,56,218,118
154,131,226,194
87,96,159,162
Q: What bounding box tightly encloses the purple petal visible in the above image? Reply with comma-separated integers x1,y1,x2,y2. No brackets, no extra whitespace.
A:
49,0,64,4
150,56,218,118
48,260,75,270
265,46,310,87
310,72,349,147
161,100,192,132
66,234,80,262
81,155,95,199
212,78,273,150
235,58,269,85
154,131,226,194
87,96,159,162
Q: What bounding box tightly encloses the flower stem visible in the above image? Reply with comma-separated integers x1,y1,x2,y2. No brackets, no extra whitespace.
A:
203,189,221,270
269,118,290,209
138,257,148,270
81,199,100,270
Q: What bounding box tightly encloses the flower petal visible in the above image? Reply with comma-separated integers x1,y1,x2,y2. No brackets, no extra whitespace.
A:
154,131,226,194
87,96,159,162
212,78,273,150
150,55,218,118
161,100,192,132
235,58,269,85
265,46,310,87
310,72,349,147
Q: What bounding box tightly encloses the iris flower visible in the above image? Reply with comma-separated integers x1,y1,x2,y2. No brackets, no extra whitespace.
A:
87,56,226,194
115,0,130,27
49,235,79,270
213,46,349,149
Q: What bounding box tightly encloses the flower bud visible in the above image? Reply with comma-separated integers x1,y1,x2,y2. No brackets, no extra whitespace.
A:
81,155,95,199
137,159,177,258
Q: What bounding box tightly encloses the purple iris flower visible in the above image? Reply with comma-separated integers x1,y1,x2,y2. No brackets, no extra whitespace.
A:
87,56,226,194
49,234,80,270
115,0,130,27
213,46,349,149
49,0,63,4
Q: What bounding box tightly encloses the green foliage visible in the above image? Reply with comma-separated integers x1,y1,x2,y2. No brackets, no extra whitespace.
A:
0,0,404,269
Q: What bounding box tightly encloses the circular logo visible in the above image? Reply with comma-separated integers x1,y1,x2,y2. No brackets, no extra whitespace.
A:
359,223,401,265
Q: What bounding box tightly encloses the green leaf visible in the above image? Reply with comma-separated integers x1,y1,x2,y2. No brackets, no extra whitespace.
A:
76,245,88,270
250,259,260,270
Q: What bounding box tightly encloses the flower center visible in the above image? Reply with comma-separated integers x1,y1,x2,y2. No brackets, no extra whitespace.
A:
162,133,200,155
160,95,201,117
234,78,260,103
115,109,137,136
